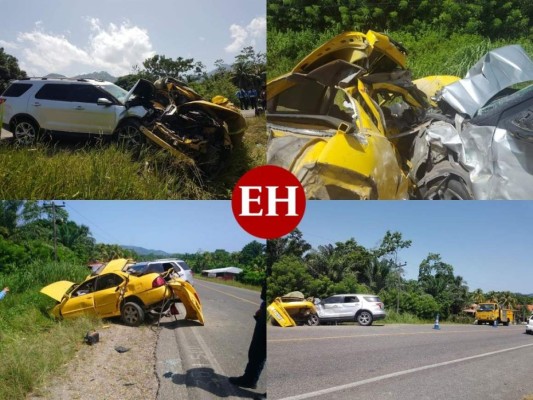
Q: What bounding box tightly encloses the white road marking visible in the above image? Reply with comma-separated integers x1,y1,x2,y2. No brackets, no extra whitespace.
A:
278,342,533,400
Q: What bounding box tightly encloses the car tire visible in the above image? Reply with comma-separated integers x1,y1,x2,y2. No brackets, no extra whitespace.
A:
423,175,473,200
12,117,40,146
114,120,144,148
357,311,373,326
306,313,319,326
121,302,144,326
477,320,482,325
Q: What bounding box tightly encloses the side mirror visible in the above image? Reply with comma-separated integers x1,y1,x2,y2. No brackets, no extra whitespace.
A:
97,98,113,106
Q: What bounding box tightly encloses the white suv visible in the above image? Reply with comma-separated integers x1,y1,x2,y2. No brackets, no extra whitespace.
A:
0,77,147,145
315,294,386,326
126,259,195,285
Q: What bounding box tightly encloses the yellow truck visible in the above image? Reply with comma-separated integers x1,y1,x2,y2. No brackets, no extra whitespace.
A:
475,303,514,326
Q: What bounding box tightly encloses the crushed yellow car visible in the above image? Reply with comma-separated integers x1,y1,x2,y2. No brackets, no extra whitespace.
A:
267,30,461,199
267,291,318,327
126,77,247,175
40,258,204,326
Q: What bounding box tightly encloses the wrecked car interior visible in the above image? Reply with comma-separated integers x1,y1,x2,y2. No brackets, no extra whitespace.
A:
128,77,247,175
266,30,533,199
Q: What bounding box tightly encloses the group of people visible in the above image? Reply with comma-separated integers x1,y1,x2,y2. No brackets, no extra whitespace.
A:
236,87,266,111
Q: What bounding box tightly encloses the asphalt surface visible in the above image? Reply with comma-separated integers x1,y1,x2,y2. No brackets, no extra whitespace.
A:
268,323,533,400
156,280,265,400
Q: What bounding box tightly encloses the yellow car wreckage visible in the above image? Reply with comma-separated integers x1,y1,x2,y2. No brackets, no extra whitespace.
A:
129,77,247,175
267,30,461,199
267,292,319,327
40,258,204,327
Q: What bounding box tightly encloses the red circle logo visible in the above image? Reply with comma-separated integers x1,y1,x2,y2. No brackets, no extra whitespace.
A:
232,165,306,239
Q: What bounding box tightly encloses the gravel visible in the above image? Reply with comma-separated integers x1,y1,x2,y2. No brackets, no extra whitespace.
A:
28,323,159,400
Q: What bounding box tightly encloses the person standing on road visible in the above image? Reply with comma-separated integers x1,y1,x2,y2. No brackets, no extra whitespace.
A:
236,88,246,110
228,283,266,398
0,287,9,300
248,88,258,110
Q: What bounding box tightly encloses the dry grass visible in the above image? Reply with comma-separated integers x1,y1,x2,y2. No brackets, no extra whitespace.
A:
0,115,266,199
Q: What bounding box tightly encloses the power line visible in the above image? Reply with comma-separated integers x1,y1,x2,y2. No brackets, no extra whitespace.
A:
65,203,122,245
42,201,65,262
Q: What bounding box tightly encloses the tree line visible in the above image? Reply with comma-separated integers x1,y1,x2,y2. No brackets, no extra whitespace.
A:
267,229,533,321
268,0,532,40
0,46,266,107
0,201,265,286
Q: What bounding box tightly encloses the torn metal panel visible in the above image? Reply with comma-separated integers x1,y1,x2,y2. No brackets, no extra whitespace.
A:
424,115,533,199
440,45,533,118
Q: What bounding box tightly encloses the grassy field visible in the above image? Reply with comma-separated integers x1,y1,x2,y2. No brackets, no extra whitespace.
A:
0,115,266,199
0,261,102,399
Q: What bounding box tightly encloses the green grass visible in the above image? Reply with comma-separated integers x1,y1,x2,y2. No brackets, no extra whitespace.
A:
0,261,101,399
267,28,533,80
196,275,262,292
0,115,266,199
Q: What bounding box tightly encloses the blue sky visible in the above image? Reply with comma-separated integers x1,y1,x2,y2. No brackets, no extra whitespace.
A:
0,0,265,76
297,201,533,294
63,200,259,254
62,200,533,293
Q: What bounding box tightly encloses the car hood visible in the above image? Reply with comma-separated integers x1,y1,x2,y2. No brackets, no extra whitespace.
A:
123,79,155,104
440,45,533,118
292,30,407,75
40,280,76,302
268,30,408,101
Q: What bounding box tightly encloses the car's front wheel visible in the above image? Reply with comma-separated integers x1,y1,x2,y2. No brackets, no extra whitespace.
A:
356,311,373,326
121,302,145,326
114,120,144,148
306,313,319,326
12,117,40,146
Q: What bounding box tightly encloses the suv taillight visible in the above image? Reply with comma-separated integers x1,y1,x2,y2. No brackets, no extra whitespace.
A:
377,303,383,309
152,276,166,288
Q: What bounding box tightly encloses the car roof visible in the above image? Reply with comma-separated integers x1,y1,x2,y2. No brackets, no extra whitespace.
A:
13,77,111,85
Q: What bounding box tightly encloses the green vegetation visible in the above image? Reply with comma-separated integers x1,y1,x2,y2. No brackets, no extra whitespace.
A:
0,260,100,400
0,115,265,199
267,229,533,322
267,1,533,79
0,48,26,93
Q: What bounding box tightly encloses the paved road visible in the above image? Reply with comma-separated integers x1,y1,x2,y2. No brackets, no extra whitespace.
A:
156,280,265,400
268,323,533,400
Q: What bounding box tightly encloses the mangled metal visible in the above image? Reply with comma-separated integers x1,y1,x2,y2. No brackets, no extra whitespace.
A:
414,46,533,199
267,31,419,199
127,77,246,175
267,291,318,327
267,31,533,199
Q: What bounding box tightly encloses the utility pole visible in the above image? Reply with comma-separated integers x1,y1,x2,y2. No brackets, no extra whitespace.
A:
43,201,65,262
395,261,407,314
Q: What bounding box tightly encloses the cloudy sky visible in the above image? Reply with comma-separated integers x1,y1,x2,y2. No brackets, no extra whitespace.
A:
0,0,266,77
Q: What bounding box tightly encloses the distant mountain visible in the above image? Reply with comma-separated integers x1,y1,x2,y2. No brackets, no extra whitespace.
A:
72,71,117,82
122,245,171,257
44,73,67,79
43,71,117,82
207,64,232,77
